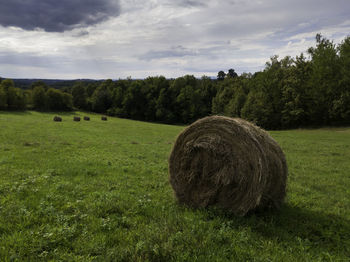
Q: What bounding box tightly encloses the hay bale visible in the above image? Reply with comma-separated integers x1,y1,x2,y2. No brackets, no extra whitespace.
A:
84,116,90,121
101,116,107,121
53,116,62,122
73,116,81,122
169,116,288,216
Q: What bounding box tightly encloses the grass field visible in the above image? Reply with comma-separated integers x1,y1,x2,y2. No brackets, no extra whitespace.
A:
0,111,350,261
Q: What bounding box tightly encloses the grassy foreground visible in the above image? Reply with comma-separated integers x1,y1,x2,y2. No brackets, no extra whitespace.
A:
0,111,349,261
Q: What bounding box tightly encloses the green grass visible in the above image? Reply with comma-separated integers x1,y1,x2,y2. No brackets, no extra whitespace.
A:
0,111,349,261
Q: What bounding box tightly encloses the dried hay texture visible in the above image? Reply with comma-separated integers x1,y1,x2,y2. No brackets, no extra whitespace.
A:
101,116,107,121
53,116,62,122
84,116,90,121
73,116,81,121
169,116,288,216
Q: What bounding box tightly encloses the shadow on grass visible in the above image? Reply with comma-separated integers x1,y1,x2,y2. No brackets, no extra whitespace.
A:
207,204,350,257
257,205,349,252
0,110,32,115
0,110,79,116
45,111,79,116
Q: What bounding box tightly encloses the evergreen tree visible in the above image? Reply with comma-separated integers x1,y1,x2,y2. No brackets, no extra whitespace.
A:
227,68,238,78
217,70,226,81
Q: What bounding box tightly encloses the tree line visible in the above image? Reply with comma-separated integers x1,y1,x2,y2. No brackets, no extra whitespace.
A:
1,34,349,129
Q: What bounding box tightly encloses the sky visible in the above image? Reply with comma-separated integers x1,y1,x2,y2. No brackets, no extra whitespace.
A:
0,0,349,79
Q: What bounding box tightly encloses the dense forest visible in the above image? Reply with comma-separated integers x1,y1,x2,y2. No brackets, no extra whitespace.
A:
1,34,349,129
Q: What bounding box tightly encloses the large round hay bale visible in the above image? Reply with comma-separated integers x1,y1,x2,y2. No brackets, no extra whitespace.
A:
53,116,62,122
169,116,287,216
73,116,81,121
101,116,107,121
84,116,90,121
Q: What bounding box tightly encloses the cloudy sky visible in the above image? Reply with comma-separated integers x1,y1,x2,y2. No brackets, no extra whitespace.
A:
0,0,349,79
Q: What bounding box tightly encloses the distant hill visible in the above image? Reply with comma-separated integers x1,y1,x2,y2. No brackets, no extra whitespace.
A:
4,78,103,90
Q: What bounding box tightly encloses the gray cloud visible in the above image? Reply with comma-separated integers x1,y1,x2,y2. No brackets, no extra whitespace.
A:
161,0,207,7
0,51,68,68
139,46,198,61
0,0,120,32
178,0,207,7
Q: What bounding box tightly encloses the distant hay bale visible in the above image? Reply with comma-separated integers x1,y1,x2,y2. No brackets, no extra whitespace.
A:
84,116,90,121
53,116,62,122
169,116,288,216
73,116,81,122
101,116,107,121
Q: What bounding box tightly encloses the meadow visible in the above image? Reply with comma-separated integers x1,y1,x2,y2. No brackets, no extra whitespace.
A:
0,111,349,261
